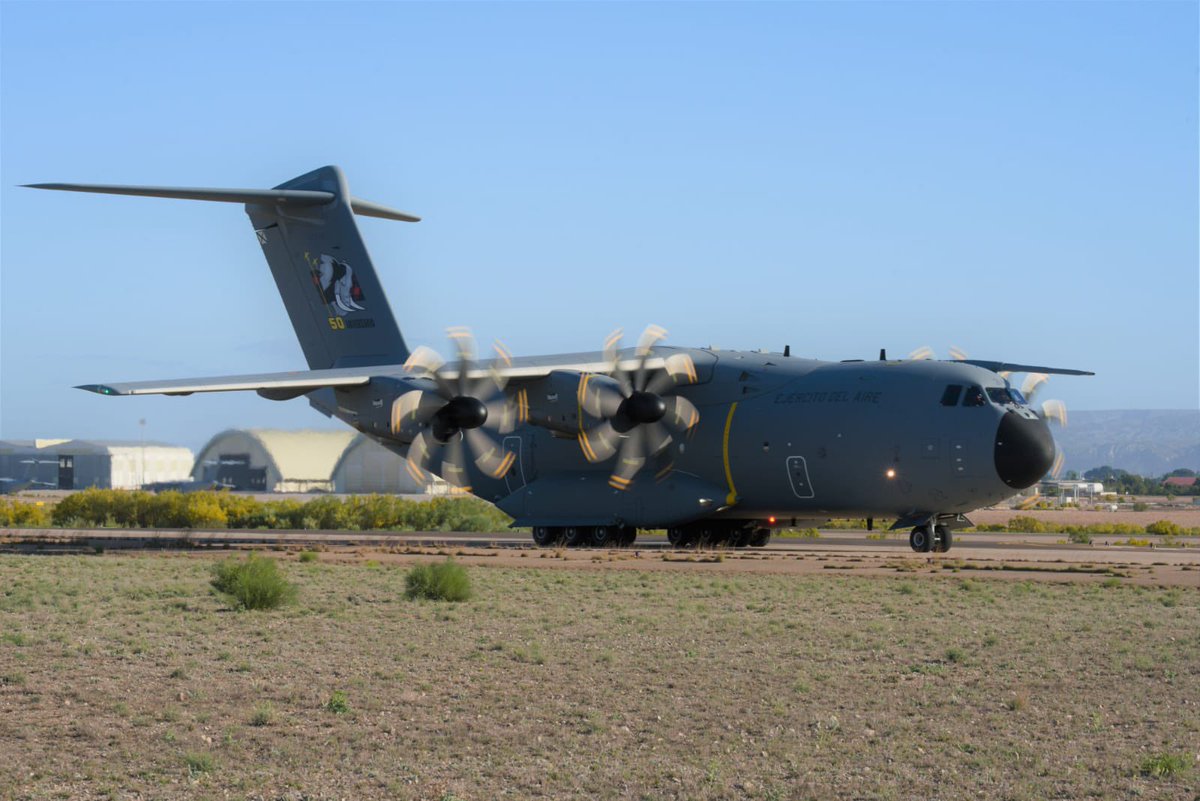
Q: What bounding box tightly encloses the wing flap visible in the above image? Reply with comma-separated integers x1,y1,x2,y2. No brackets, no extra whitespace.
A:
961,360,1094,377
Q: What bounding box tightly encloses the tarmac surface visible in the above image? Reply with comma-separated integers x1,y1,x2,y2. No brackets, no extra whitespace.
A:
3,527,1198,586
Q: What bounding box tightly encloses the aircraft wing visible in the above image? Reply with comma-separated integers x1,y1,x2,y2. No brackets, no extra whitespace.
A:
76,352,677,398
960,360,1094,377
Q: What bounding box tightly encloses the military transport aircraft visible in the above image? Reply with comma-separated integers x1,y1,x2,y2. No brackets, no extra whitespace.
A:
27,166,1092,552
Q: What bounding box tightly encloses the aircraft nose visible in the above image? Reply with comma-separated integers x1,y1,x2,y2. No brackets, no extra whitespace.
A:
994,411,1055,489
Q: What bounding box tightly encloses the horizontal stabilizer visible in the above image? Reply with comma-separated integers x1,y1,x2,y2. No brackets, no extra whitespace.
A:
961,360,1094,377
24,182,420,222
77,366,378,397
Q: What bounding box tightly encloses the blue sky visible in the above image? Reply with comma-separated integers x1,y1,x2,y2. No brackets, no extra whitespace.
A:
2,1,1196,450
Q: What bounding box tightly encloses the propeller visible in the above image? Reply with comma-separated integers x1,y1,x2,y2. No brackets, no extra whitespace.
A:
392,327,528,490
906,345,970,362
1017,373,1070,478
577,325,700,490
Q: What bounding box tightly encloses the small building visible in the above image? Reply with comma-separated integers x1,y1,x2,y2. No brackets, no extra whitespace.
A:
332,434,448,495
0,439,194,490
1162,476,1198,489
192,429,357,493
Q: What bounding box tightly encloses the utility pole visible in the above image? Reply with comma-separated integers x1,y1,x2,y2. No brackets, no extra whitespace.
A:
139,418,146,489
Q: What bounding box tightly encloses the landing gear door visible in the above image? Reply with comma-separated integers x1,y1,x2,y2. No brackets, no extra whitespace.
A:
503,436,527,493
786,456,815,499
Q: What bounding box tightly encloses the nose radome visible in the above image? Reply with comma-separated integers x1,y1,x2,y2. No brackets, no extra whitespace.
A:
994,411,1056,489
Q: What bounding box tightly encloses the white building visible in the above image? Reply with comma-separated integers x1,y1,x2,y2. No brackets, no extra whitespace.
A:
0,439,194,490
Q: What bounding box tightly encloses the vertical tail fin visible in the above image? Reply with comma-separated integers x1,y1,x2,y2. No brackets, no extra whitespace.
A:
247,166,410,369
25,165,416,370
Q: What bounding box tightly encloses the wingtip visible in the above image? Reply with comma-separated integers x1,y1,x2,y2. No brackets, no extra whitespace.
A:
76,384,121,396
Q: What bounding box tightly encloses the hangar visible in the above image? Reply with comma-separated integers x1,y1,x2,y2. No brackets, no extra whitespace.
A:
332,434,448,495
192,429,357,493
193,429,445,494
0,439,194,490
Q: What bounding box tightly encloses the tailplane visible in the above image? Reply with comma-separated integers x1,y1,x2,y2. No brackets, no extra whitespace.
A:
26,165,414,369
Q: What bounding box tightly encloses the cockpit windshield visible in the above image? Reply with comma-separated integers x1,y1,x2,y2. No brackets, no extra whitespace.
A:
986,387,1026,406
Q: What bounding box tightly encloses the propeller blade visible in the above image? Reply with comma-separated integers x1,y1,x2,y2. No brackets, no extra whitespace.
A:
661,395,700,436
446,326,476,397
653,446,676,482
645,353,698,395
608,427,646,491
391,390,445,434
579,420,620,464
440,435,471,490
948,346,969,362
1041,399,1068,427
643,421,673,458
465,427,515,479
602,328,623,369
635,324,668,357
405,430,436,481
907,346,934,361
403,345,446,376
578,373,625,419
1021,373,1049,403
1049,449,1066,479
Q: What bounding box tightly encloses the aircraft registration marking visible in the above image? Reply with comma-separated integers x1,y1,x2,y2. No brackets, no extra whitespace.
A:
774,390,883,404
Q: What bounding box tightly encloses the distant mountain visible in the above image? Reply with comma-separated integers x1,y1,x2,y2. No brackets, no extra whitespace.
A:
1053,410,1200,477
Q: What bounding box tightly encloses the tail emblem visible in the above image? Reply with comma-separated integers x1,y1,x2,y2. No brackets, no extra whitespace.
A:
306,252,366,314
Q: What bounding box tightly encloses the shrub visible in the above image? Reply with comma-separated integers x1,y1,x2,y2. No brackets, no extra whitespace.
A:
404,559,473,602
326,691,349,714
1068,530,1092,545
1138,752,1190,778
0,499,51,527
184,752,215,776
210,555,297,610
1146,520,1182,537
298,550,318,563
249,703,274,726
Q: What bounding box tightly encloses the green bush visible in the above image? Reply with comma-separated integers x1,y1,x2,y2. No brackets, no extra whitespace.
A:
405,559,473,602
1138,752,1190,778
0,498,51,527
1068,530,1092,545
210,555,297,610
1145,520,1182,537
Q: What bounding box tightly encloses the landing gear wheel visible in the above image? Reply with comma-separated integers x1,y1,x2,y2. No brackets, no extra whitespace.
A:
909,526,933,553
730,529,752,548
933,525,952,553
618,527,637,547
667,527,692,548
749,528,771,547
589,526,613,547
532,526,558,548
562,526,586,548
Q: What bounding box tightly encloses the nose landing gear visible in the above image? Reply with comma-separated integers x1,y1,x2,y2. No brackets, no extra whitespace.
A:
909,524,952,553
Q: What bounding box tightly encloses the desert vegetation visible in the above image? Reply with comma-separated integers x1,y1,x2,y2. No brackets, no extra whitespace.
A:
0,554,1195,799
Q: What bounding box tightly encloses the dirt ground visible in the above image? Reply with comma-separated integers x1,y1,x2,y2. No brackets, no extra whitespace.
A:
1,552,1197,801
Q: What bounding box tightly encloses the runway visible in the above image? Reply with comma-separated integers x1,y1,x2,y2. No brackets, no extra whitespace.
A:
3,526,1197,586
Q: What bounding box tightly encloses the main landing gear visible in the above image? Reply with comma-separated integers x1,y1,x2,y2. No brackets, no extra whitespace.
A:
909,524,952,553
666,522,771,549
531,525,637,548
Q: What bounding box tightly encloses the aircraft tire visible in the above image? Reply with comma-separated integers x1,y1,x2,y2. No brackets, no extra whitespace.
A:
563,526,587,548
934,525,952,553
618,527,637,546
909,526,933,553
532,526,558,548
749,528,771,547
731,529,752,548
590,526,613,547
666,527,688,548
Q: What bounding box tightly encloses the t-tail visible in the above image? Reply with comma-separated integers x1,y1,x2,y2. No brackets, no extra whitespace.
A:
25,165,414,370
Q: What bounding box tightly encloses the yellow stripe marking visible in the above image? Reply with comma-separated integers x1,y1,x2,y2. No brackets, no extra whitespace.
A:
722,402,738,506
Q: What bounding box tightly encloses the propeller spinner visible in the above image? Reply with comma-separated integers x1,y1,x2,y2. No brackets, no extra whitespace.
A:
577,325,700,490
393,328,528,490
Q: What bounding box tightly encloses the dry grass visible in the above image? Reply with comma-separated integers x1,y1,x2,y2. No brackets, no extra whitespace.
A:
0,553,1197,800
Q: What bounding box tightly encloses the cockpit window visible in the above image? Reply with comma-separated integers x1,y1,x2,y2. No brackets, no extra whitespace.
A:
940,385,963,406
986,387,1026,405
986,387,1013,405
962,386,986,407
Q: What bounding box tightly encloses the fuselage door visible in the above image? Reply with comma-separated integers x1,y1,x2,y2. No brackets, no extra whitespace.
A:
503,436,527,493
786,456,815,499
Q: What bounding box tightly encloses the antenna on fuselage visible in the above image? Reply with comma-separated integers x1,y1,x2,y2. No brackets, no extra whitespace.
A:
879,348,887,360
783,345,790,357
